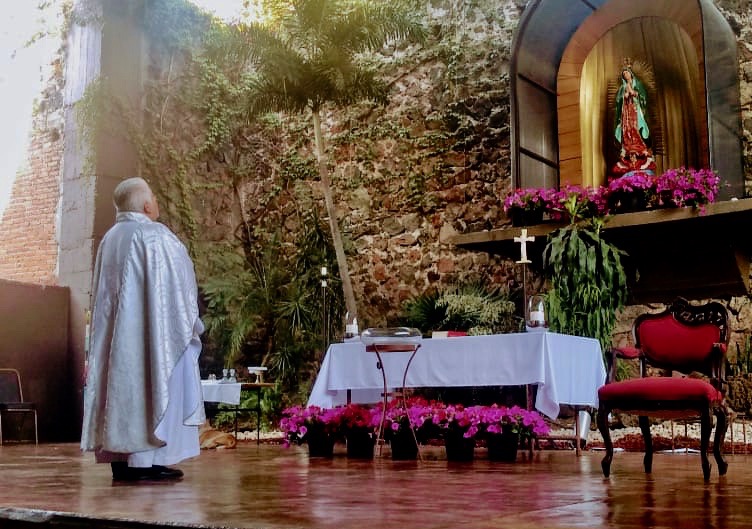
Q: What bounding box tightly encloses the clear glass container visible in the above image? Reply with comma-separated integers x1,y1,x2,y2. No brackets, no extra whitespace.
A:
344,312,359,341
360,327,422,347
526,294,548,332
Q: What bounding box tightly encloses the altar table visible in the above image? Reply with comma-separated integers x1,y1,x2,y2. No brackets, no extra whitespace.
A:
307,332,605,419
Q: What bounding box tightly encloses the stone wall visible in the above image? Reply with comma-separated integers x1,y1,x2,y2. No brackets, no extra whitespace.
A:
0,0,750,355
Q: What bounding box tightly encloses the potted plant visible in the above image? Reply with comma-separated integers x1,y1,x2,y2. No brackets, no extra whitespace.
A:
502,187,551,227
542,195,630,353
400,282,522,337
336,404,379,459
430,403,483,461
478,405,550,462
381,397,437,460
606,171,656,213
279,405,341,457
655,167,720,210
547,185,608,223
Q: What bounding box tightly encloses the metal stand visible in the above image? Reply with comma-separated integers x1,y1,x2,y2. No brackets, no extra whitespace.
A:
367,343,422,458
234,382,274,444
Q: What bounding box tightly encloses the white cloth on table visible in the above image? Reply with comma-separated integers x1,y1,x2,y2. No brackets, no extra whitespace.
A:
307,332,605,419
201,381,242,405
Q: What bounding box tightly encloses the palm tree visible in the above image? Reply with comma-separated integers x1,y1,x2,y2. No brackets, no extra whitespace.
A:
243,0,425,325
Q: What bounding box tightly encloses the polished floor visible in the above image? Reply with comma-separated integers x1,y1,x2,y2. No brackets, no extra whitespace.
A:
1,442,752,529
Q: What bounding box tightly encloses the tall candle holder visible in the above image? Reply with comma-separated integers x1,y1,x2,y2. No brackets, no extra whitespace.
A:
321,265,328,347
514,228,535,329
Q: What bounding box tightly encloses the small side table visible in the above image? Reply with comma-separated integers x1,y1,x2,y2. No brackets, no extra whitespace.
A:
236,382,275,444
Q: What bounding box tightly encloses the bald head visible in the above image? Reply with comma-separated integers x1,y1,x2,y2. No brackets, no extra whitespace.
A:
113,177,160,220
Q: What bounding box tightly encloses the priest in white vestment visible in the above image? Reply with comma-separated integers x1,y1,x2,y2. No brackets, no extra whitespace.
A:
81,177,205,481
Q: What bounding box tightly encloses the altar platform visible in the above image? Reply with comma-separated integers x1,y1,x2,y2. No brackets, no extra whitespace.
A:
2,442,752,529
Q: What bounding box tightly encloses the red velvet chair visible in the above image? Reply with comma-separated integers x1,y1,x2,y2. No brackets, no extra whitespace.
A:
596,298,729,481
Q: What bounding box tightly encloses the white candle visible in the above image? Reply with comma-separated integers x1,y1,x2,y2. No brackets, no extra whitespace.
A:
321,266,328,276
530,310,545,323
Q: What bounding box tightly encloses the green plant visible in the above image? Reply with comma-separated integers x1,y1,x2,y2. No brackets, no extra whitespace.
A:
542,217,630,352
243,0,427,324
735,334,752,376
400,282,522,335
213,384,283,433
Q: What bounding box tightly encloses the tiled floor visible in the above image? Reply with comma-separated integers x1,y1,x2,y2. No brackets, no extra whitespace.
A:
1,442,750,529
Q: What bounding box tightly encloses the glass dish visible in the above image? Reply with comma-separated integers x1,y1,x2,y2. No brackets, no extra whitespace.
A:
360,327,422,346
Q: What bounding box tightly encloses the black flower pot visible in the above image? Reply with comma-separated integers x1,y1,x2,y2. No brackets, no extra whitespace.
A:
306,425,335,458
346,430,375,459
444,430,475,462
509,207,544,227
389,428,419,461
608,190,648,213
487,429,520,462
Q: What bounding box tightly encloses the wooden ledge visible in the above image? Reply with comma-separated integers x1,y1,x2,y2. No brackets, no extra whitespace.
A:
448,198,752,303
448,198,752,248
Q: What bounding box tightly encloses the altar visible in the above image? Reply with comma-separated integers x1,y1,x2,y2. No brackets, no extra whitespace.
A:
307,332,606,419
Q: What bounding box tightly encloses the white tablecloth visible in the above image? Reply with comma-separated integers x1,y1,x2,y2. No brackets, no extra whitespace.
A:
201,381,241,405
307,332,605,419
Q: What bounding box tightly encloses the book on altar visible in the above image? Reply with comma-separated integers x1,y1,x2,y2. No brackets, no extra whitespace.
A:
431,331,468,339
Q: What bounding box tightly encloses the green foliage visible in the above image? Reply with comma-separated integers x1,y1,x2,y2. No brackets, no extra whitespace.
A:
400,282,522,335
141,0,210,53
542,221,630,352
244,0,427,115
213,384,284,432
75,77,113,175
201,212,343,382
735,334,752,376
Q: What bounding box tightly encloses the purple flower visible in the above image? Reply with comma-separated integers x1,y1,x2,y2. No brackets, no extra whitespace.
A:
503,188,552,214
475,404,550,439
607,171,655,194
655,167,720,211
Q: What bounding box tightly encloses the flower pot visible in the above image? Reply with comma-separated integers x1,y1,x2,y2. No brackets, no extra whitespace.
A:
346,430,375,459
682,189,706,208
444,430,475,462
306,425,335,458
509,207,544,227
389,428,419,461
609,190,648,213
487,429,520,462
656,190,677,208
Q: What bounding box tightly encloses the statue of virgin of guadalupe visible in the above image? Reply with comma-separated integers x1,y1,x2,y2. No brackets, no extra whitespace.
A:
611,60,656,176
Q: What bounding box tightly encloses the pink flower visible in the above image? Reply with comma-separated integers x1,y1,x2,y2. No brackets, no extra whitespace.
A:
503,188,552,214
655,167,720,210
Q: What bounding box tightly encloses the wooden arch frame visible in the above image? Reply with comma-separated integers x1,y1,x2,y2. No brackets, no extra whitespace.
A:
510,0,743,199
556,1,708,186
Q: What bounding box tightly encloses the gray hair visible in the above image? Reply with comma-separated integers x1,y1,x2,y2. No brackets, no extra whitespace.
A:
113,177,152,213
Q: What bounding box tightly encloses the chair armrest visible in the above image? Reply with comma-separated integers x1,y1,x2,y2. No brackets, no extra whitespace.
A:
613,346,642,359
604,346,644,383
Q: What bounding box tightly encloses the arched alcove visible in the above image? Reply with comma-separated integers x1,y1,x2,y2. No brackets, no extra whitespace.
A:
510,0,743,199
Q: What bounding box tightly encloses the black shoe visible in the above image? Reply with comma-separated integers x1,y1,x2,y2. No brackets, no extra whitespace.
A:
149,465,184,480
111,462,183,481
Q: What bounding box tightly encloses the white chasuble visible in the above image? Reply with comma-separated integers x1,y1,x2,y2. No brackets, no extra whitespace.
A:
81,212,205,460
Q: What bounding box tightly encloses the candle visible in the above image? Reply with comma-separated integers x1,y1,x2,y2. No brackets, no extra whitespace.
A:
530,310,545,323
321,266,328,276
